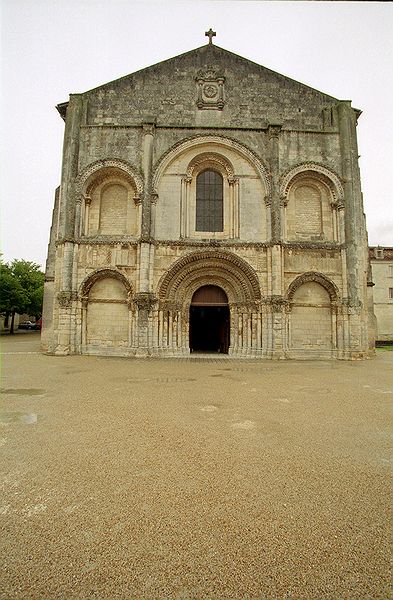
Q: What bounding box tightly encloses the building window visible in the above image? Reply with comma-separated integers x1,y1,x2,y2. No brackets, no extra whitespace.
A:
196,170,223,232
389,288,393,300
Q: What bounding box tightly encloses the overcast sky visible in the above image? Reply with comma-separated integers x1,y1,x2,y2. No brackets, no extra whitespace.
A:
1,0,392,269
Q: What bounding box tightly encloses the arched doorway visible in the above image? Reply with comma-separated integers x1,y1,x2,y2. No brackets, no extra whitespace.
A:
189,285,230,353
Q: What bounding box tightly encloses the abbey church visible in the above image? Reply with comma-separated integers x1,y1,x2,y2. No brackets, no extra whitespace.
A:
42,32,374,359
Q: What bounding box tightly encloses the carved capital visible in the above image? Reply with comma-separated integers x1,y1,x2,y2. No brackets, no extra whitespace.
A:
133,196,142,206
342,297,362,314
263,295,288,312
150,193,159,205
268,124,282,139
279,194,288,207
133,292,157,312
142,123,155,136
57,291,77,308
84,195,92,206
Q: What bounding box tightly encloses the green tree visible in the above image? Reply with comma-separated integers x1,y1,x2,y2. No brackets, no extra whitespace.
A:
0,260,44,333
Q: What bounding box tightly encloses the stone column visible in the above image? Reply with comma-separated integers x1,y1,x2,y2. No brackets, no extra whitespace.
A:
267,125,283,322
74,196,82,238
228,177,240,238
58,94,83,240
133,292,157,355
141,122,155,239
267,124,282,243
54,95,84,355
180,177,191,238
337,102,364,306
133,195,142,236
83,196,91,235
338,101,369,355
139,121,155,296
150,193,158,239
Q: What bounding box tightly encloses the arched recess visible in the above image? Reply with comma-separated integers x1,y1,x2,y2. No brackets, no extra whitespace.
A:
286,272,339,356
152,136,270,193
189,285,230,353
158,250,261,306
151,135,271,242
154,251,262,355
75,160,144,238
79,269,133,352
286,271,340,303
280,164,344,243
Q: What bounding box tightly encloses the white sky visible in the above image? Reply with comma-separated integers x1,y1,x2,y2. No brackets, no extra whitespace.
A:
1,0,392,269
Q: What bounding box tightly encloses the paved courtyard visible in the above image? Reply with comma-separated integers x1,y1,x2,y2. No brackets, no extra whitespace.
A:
1,333,392,599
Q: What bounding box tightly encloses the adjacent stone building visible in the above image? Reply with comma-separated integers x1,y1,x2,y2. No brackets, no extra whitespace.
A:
369,247,393,342
42,32,374,359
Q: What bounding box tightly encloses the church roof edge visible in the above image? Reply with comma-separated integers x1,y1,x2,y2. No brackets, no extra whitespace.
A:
56,42,361,117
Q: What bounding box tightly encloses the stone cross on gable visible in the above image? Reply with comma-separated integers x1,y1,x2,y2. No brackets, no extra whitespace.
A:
205,28,216,44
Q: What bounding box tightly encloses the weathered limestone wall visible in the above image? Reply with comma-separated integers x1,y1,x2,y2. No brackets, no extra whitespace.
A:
42,43,372,360
370,251,393,341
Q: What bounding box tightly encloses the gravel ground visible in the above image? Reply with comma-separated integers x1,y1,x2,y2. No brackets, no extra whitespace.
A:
1,333,392,599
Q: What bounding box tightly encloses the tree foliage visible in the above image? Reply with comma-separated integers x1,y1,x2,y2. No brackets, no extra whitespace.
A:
0,260,45,332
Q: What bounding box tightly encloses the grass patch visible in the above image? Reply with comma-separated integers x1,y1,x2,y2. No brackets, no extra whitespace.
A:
376,345,393,351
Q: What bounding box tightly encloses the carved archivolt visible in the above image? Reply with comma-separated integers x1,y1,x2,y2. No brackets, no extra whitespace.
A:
79,268,133,299
157,250,261,306
186,152,234,179
286,271,340,303
75,159,144,197
280,163,344,205
152,135,271,195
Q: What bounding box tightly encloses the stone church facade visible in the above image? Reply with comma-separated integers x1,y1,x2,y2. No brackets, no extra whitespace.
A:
42,34,374,359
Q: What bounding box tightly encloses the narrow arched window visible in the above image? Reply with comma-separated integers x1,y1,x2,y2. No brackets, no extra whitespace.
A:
196,170,223,232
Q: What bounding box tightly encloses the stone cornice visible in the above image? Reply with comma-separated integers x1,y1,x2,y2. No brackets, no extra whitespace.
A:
80,124,338,134
56,237,344,252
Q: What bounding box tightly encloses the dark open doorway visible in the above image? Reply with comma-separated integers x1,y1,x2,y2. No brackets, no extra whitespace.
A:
189,285,230,353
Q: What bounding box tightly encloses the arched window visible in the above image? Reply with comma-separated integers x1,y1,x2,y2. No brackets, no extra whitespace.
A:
196,170,223,232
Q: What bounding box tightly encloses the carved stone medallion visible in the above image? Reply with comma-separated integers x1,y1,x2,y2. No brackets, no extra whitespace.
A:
196,66,225,110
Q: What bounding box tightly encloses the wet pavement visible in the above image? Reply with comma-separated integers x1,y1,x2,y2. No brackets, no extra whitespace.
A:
1,333,392,599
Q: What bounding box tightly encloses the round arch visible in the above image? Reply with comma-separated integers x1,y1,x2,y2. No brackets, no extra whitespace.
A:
79,268,133,300
157,250,261,307
75,159,144,197
186,152,235,179
152,135,271,195
280,163,344,205
286,271,340,304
